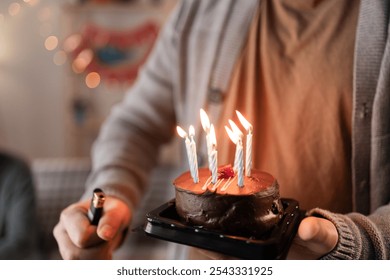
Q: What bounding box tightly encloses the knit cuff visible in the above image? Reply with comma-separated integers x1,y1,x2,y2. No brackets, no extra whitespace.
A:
307,208,362,259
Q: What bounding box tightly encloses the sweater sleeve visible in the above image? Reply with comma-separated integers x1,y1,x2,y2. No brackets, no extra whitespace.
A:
81,3,184,211
308,204,390,259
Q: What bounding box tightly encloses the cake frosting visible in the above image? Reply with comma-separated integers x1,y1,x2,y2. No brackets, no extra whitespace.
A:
174,166,284,238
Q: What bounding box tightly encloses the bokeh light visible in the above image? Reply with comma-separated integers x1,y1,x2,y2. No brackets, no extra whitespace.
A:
45,35,58,51
63,34,82,53
85,72,101,89
72,49,93,73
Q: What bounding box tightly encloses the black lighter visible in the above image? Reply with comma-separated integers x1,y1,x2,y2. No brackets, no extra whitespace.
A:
88,188,106,225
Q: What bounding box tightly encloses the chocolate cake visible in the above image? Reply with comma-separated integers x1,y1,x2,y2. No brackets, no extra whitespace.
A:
173,166,284,238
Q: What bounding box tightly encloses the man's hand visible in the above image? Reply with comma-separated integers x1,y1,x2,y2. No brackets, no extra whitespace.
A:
287,216,338,259
53,196,131,260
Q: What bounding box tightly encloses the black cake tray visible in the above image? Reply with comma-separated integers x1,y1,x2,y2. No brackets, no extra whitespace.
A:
142,198,304,260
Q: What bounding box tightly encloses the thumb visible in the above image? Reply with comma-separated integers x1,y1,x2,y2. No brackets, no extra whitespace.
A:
96,197,132,241
287,217,338,259
298,217,338,252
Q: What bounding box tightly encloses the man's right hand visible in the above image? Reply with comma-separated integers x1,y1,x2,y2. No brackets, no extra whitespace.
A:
53,195,131,260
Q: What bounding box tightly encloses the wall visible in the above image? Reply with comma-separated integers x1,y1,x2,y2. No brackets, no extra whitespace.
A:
0,0,177,160
0,0,67,159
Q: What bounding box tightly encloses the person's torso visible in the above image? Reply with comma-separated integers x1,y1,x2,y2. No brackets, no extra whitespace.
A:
216,0,360,213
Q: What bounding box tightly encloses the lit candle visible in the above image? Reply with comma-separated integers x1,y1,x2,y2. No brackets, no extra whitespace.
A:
177,126,198,183
236,111,253,177
228,119,244,172
188,125,199,183
200,109,212,171
225,125,244,187
209,124,218,184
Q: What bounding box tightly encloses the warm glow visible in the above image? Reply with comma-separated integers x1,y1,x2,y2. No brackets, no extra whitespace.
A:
8,3,21,16
53,50,67,66
228,119,243,138
189,125,195,138
72,59,84,73
225,126,238,144
200,108,210,133
72,49,93,73
0,14,4,23
85,72,101,88
210,124,217,147
45,35,58,51
236,110,253,132
63,34,82,53
176,126,187,139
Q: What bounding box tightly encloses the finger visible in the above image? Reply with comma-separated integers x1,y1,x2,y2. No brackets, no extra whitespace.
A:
59,200,102,248
53,222,113,260
287,217,338,260
298,217,338,252
96,197,132,242
53,222,84,259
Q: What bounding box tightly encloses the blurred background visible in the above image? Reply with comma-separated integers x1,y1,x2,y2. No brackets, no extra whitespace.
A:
0,0,184,259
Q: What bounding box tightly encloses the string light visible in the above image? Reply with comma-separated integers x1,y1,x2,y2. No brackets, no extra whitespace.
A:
85,72,101,89
2,0,150,90
63,34,82,53
72,49,93,73
44,35,58,51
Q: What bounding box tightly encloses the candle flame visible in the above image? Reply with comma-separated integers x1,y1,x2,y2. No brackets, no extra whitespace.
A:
236,110,253,132
225,126,238,144
200,109,211,133
210,124,217,147
228,119,243,138
189,125,195,137
176,126,187,138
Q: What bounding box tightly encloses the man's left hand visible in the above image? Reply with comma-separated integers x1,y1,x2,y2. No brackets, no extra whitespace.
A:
287,216,338,259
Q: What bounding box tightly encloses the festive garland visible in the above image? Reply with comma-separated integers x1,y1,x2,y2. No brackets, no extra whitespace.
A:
69,21,159,83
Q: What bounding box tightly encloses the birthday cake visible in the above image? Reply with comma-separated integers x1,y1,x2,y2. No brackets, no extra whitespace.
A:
173,165,284,238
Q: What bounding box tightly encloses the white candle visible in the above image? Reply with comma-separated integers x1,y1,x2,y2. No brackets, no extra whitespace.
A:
237,138,244,187
200,109,212,171
225,125,244,187
228,119,244,172
188,125,199,183
209,124,218,184
236,111,253,177
177,126,198,183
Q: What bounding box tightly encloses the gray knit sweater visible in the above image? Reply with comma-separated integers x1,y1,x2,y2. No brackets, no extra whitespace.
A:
84,0,390,259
